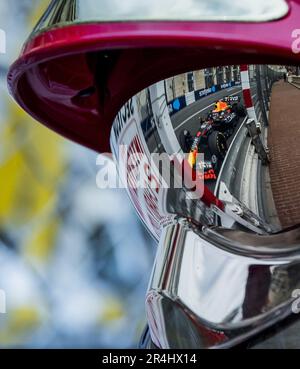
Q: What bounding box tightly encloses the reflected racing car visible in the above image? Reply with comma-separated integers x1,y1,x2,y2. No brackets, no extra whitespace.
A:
188,119,228,181
208,95,246,137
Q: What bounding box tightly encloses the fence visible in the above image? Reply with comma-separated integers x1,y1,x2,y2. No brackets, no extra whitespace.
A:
215,65,283,228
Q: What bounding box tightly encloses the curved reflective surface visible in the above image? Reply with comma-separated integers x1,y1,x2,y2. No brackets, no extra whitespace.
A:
111,65,300,243
146,221,300,348
32,0,289,37
110,64,300,347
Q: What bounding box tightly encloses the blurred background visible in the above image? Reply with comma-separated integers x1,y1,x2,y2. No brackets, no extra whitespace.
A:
0,0,155,348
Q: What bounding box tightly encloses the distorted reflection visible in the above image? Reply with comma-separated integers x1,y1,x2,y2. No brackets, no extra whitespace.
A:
145,222,300,348
111,64,300,348
112,65,300,243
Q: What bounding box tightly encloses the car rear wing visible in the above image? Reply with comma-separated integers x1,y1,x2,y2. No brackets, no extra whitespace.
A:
223,96,240,103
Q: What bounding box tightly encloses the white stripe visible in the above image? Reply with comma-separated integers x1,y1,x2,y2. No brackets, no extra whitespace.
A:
247,106,257,121
241,70,250,89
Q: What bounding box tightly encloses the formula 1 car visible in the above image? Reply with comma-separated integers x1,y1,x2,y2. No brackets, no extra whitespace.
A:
207,96,246,138
187,96,246,180
188,118,228,180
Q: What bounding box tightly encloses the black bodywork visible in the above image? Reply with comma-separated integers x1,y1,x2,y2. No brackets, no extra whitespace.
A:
188,96,246,181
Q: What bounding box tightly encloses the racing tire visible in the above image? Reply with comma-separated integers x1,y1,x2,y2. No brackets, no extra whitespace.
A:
208,131,228,159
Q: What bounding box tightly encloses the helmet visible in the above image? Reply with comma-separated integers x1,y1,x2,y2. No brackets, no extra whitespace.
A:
8,0,300,349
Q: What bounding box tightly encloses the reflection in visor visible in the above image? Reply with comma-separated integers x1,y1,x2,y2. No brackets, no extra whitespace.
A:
110,65,300,245
108,64,300,349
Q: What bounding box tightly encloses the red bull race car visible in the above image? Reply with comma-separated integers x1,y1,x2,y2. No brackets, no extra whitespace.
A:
188,96,246,180
208,95,247,137
188,120,228,181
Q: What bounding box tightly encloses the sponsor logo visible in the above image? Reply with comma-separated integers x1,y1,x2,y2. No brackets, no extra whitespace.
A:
221,82,232,89
198,87,213,98
172,98,181,111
